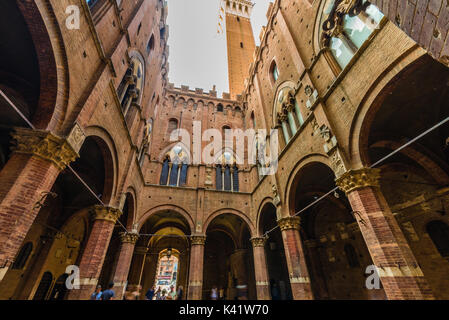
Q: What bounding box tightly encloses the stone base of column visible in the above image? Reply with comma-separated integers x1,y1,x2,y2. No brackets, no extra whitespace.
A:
187,283,202,300
255,283,270,300
290,277,313,300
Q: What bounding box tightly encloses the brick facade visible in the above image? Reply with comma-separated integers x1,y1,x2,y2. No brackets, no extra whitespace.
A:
1,0,449,300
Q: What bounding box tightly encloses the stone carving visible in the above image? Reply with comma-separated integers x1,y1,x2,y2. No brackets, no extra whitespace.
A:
321,0,369,47
190,235,206,245
12,128,78,171
330,148,347,179
277,216,301,231
250,237,267,247
335,168,381,194
205,167,213,185
119,232,139,244
67,123,86,153
90,205,123,224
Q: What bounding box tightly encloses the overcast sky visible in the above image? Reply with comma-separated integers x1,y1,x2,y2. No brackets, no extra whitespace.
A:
166,0,271,95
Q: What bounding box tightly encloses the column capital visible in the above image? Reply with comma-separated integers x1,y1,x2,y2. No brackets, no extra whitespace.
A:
12,128,78,171
277,216,301,231
250,236,267,247
90,205,122,224
190,234,206,245
119,232,139,244
335,168,381,194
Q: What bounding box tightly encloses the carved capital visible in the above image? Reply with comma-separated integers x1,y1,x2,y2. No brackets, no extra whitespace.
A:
190,235,206,246
250,237,267,247
277,216,301,231
12,128,78,171
90,205,122,224
119,232,139,244
335,168,381,194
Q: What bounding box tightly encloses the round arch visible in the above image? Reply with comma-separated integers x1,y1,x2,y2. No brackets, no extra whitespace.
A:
137,204,195,233
82,126,120,204
203,208,255,237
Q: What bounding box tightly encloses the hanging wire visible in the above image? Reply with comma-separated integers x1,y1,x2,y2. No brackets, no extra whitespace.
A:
3,88,449,241
262,114,449,239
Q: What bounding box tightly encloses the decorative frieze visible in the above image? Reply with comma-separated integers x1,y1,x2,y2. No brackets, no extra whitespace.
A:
12,128,78,171
277,216,301,231
190,235,206,246
250,237,267,247
335,168,381,194
90,205,122,224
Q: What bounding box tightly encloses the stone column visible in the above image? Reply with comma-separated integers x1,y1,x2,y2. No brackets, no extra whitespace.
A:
336,168,434,300
112,231,139,300
0,128,77,281
277,216,313,300
187,235,206,300
67,206,122,300
250,237,271,300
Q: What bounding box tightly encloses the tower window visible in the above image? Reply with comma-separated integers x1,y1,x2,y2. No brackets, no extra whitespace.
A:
270,61,279,82
240,42,244,48
237,17,240,22
147,34,155,55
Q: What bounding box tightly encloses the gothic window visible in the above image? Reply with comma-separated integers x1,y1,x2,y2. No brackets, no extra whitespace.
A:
167,118,178,137
216,152,239,191
117,56,145,127
320,0,384,71
160,146,188,187
250,111,256,129
160,157,169,185
275,86,304,145
12,242,33,270
344,244,360,268
427,220,449,258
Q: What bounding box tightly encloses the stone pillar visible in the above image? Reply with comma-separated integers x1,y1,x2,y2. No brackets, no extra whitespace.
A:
0,128,77,281
277,216,313,300
187,235,206,300
336,168,434,300
250,237,271,300
67,206,122,300
112,232,139,300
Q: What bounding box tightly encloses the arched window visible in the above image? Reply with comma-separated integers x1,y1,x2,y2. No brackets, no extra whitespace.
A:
217,104,224,112
250,111,256,129
160,157,170,185
320,0,384,71
117,56,145,127
167,119,178,136
12,242,33,269
344,244,360,268
427,220,449,258
33,272,53,300
147,34,155,55
275,86,303,145
216,152,239,192
270,61,279,83
160,146,188,187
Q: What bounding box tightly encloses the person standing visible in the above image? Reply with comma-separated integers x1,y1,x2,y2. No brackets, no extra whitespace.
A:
145,286,155,300
155,287,162,300
101,282,116,300
90,285,102,300
176,286,183,300
210,286,218,300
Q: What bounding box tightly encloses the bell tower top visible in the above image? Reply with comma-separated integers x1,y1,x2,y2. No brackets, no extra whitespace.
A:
222,0,254,19
220,0,256,99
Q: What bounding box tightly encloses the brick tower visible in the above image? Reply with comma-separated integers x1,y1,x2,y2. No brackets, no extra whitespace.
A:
221,0,256,99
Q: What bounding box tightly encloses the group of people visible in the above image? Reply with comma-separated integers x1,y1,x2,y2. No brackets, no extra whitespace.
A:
144,285,183,300
90,282,183,300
